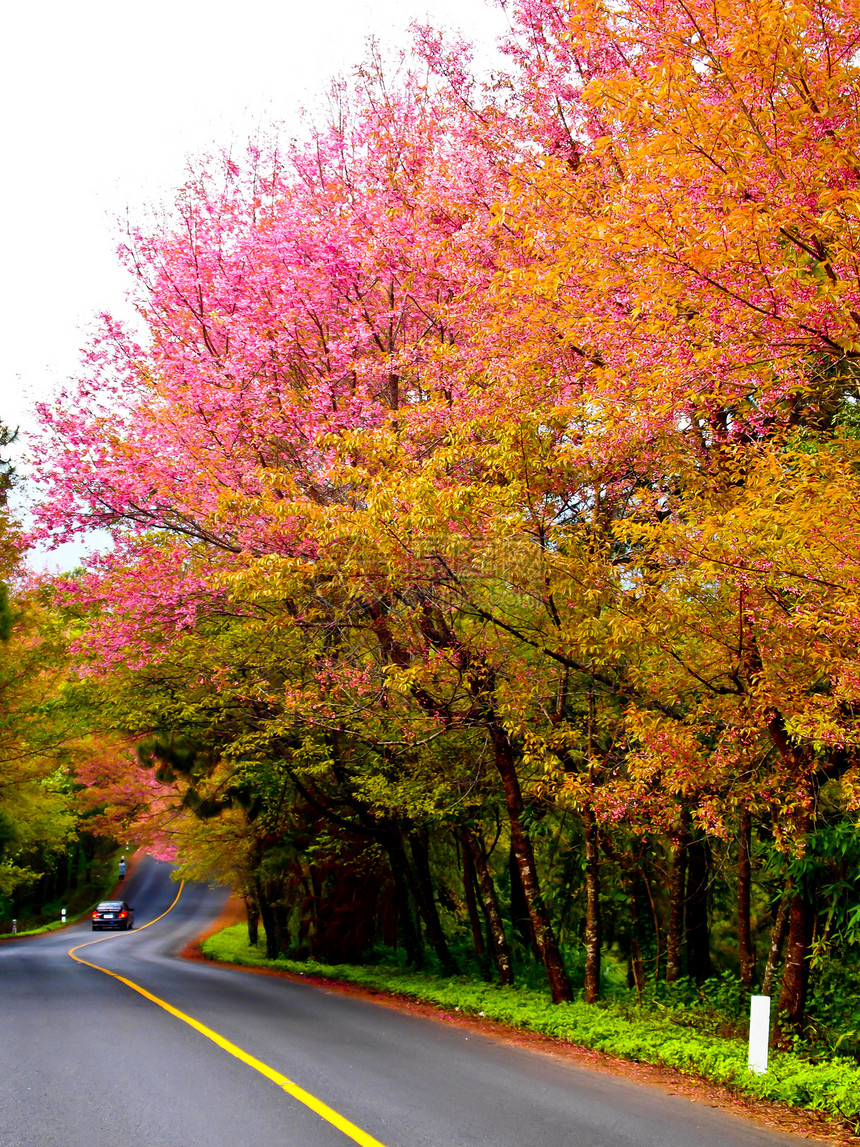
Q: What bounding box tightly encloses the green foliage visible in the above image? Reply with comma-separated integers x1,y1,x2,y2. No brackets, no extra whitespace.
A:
0,421,16,508
0,840,124,935
0,584,11,643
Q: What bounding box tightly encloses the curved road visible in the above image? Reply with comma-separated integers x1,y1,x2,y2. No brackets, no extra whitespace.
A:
0,859,811,1146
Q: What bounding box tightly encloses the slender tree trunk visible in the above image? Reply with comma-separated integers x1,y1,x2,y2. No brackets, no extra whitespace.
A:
627,868,646,1002
762,755,820,1041
761,891,790,996
273,896,291,958
462,827,513,987
666,808,690,983
583,806,601,1003
686,837,712,984
583,692,601,1003
738,807,755,989
774,887,815,1043
491,726,572,1003
508,846,534,952
641,864,662,989
304,863,321,955
408,828,458,975
256,880,279,960
460,831,490,979
384,837,424,969
243,892,260,947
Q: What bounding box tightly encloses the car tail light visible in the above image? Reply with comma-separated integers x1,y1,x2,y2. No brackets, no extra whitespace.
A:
119,910,127,918
92,911,99,919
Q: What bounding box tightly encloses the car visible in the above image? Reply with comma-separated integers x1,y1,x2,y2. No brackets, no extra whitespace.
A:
91,900,135,931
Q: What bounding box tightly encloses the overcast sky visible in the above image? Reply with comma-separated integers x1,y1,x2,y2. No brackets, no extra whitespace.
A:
1,0,507,566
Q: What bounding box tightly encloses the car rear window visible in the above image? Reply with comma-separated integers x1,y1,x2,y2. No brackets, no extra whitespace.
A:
97,902,124,910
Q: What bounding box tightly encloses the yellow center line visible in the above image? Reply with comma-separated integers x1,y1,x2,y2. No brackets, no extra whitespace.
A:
68,882,388,1147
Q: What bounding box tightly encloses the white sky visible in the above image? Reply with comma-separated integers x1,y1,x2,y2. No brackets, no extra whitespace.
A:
0,0,508,568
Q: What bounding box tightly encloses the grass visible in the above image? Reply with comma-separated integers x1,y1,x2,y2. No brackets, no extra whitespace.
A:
202,923,860,1130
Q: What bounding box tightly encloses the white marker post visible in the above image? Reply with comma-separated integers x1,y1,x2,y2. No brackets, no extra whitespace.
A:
748,995,771,1074
11,919,16,935
61,908,66,926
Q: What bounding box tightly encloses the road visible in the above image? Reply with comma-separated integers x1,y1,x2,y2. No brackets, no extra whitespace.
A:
0,858,810,1146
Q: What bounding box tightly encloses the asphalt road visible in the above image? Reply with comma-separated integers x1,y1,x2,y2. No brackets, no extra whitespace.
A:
0,859,811,1147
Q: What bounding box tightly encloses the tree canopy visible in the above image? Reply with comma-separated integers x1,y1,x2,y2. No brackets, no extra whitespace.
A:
26,0,860,1036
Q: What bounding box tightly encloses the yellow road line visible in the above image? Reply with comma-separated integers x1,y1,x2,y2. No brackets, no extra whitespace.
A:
68,883,387,1147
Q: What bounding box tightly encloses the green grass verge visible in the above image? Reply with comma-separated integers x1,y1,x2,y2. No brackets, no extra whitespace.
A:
202,923,860,1129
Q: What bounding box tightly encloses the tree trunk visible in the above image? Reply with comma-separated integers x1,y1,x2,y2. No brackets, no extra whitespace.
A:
761,891,790,996
738,807,755,989
243,892,260,947
583,805,601,1003
686,836,712,984
256,880,279,960
462,827,513,987
460,831,491,980
627,869,646,1002
774,887,815,1043
765,760,817,1041
384,837,424,969
408,827,458,975
491,726,572,1003
273,895,291,958
666,808,690,983
508,845,534,953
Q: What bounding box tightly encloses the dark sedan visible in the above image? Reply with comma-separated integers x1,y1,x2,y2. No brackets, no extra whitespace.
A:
91,900,134,931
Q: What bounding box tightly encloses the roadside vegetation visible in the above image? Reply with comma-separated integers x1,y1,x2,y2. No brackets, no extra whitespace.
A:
0,842,126,938
204,924,860,1130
